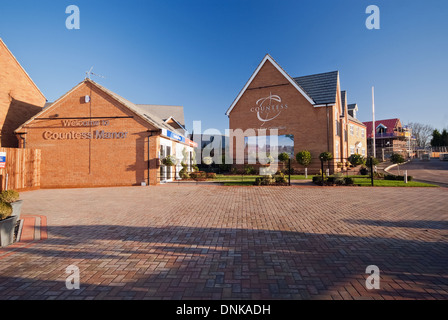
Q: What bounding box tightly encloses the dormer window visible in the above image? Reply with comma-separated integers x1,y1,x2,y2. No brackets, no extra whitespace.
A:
376,124,387,134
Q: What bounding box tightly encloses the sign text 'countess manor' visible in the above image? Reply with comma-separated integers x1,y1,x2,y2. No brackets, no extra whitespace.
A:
43,130,128,140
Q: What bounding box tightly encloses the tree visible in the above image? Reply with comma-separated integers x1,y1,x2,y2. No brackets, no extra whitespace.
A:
348,153,366,166
406,122,433,148
319,152,333,162
296,150,312,177
390,153,405,174
278,152,290,164
431,129,443,147
319,152,333,175
442,129,448,146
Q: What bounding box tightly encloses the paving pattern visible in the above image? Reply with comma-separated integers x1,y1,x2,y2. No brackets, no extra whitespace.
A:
0,185,447,300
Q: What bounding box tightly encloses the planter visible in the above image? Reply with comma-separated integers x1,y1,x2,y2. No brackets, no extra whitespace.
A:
0,216,17,247
11,200,23,220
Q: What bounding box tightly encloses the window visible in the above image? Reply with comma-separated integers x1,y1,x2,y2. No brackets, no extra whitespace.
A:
350,146,355,155
362,148,366,156
350,125,354,136
361,128,365,138
335,120,340,136
335,141,339,160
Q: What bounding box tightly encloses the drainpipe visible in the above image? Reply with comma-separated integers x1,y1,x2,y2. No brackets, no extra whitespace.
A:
17,133,27,148
147,129,162,186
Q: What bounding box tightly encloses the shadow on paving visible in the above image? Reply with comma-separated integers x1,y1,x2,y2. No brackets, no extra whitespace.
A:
344,219,448,230
0,223,447,300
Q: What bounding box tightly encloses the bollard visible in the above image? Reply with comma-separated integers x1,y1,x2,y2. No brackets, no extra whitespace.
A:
404,170,408,183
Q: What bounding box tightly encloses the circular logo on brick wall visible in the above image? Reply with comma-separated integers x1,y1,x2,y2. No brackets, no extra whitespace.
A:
250,93,288,126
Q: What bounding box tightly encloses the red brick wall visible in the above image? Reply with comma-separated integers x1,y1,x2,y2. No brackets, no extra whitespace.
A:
20,81,160,188
0,39,46,147
228,60,341,173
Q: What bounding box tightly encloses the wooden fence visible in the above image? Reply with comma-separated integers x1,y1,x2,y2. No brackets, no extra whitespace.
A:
0,148,41,191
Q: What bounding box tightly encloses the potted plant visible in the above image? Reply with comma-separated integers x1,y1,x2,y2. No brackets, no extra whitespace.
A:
296,150,312,178
0,201,14,247
0,190,22,220
162,155,179,179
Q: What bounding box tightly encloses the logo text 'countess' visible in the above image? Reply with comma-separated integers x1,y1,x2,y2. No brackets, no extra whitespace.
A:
250,93,287,126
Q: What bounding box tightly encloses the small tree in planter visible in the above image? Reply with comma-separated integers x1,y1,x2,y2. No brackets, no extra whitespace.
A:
179,162,190,180
162,155,179,179
0,190,22,220
319,152,333,176
0,202,14,247
278,152,290,172
390,153,405,174
296,150,312,178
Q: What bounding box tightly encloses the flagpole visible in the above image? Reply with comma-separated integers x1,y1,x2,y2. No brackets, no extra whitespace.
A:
372,86,376,158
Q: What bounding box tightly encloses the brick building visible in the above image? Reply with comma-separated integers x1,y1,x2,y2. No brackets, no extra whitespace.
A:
363,118,413,159
226,54,367,173
0,38,46,147
15,79,196,188
341,91,368,158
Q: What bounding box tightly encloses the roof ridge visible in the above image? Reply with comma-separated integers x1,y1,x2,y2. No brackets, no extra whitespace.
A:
293,70,339,79
0,38,46,101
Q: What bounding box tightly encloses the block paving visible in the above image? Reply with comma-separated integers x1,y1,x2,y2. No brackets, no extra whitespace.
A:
0,185,447,300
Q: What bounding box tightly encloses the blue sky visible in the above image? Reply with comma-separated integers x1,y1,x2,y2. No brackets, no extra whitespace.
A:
1,0,447,134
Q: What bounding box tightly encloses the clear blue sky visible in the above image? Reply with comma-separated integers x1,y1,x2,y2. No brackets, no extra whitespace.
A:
1,0,447,134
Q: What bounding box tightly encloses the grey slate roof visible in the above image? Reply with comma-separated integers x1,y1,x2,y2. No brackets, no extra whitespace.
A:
137,104,185,128
293,71,339,105
90,80,181,133
348,103,357,110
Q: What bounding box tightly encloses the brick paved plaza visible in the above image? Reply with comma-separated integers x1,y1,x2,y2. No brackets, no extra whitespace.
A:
0,185,447,300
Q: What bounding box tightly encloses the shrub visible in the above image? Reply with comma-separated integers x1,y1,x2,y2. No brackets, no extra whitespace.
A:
206,172,217,179
275,173,288,184
261,175,275,185
244,165,256,175
384,174,413,181
296,150,312,168
190,171,206,180
254,178,262,186
344,177,354,185
0,190,20,203
334,173,345,185
282,167,296,175
312,176,323,185
359,167,369,175
179,168,190,179
327,176,335,185
0,202,12,220
390,153,405,165
348,154,366,166
319,152,333,162
161,155,177,167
